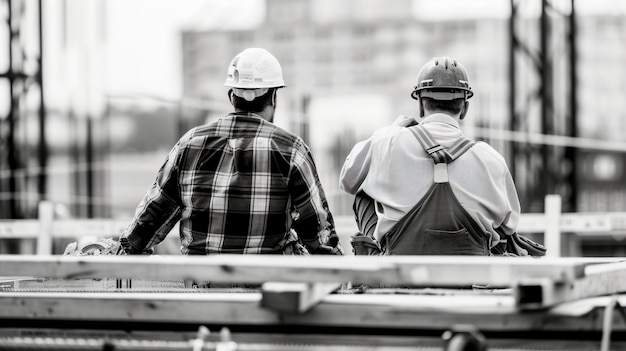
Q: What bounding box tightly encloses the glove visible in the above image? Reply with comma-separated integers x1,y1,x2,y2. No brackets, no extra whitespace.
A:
118,237,154,255
506,233,546,257
310,234,344,255
350,232,382,256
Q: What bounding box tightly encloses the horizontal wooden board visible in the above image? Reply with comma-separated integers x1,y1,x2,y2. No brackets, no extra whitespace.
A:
260,282,342,313
1,291,625,333
0,255,609,287
516,261,626,309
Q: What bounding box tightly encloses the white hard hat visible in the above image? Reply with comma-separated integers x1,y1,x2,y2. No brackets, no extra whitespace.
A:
224,48,285,90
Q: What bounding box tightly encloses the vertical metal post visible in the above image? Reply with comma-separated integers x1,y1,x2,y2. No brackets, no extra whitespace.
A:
37,0,47,202
6,0,19,219
300,94,310,145
86,117,94,218
70,111,81,216
177,100,185,139
566,0,578,211
102,100,112,218
540,0,553,199
509,0,517,178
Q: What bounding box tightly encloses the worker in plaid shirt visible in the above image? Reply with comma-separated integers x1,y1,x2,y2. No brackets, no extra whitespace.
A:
120,48,342,256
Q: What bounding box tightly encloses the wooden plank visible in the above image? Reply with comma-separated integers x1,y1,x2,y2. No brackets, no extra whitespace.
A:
51,218,130,237
0,218,132,239
517,212,626,234
516,261,626,309
0,255,597,287
1,291,625,332
544,195,562,257
36,202,54,255
260,282,341,313
0,220,39,239
0,220,128,239
0,291,272,325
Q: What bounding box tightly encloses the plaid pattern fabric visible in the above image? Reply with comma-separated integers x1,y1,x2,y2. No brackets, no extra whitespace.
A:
122,113,336,254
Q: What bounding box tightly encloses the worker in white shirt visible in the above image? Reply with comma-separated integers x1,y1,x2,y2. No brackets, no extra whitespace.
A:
339,57,521,256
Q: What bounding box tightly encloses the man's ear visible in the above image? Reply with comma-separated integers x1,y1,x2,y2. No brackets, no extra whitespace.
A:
460,101,470,120
270,89,277,106
227,89,234,105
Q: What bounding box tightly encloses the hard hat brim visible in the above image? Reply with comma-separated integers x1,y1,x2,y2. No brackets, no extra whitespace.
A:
224,82,286,89
411,87,473,101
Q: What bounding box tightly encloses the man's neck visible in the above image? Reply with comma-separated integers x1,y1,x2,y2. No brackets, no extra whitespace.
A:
234,107,274,122
424,110,461,120
421,113,461,129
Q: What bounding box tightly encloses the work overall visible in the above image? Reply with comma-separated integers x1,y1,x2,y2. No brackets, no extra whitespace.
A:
380,125,490,256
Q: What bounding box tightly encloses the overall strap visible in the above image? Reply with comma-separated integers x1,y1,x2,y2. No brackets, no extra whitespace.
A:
447,136,475,160
409,126,452,164
408,125,476,183
408,125,475,163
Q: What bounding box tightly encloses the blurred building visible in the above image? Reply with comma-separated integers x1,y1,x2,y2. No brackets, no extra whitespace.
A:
4,0,626,221
2,0,626,256
180,0,510,215
181,0,626,217
181,0,509,130
576,14,626,212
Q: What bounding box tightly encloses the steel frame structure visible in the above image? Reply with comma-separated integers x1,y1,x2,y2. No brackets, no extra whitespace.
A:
510,0,577,213
0,0,45,219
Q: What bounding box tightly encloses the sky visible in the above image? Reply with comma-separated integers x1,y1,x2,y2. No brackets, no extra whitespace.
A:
105,0,264,100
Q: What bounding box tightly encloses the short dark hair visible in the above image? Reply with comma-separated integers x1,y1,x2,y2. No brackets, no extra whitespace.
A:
231,89,275,112
422,97,465,115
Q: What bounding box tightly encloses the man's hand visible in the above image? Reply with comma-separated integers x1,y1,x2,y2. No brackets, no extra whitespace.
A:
392,115,418,127
310,244,343,255
118,237,154,255
310,233,344,255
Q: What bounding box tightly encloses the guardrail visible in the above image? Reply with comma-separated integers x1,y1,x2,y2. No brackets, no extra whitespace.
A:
2,195,626,255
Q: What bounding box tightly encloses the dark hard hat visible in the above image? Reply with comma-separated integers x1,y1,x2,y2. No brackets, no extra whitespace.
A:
411,57,473,101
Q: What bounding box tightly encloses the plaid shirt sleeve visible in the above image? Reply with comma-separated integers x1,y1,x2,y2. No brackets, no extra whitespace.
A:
288,141,337,251
120,136,185,254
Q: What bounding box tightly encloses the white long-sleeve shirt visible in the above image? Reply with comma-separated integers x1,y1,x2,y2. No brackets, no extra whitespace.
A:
339,113,521,248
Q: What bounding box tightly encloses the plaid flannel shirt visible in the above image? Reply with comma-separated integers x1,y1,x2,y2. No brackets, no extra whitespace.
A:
121,112,336,254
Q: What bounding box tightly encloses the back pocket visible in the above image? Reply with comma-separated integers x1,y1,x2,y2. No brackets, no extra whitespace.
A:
423,228,485,255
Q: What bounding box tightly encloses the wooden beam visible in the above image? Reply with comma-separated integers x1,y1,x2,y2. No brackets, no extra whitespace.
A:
516,261,626,309
544,195,562,257
0,219,133,239
260,282,341,313
0,255,602,287
36,202,54,255
0,220,39,239
517,212,626,234
1,291,625,332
